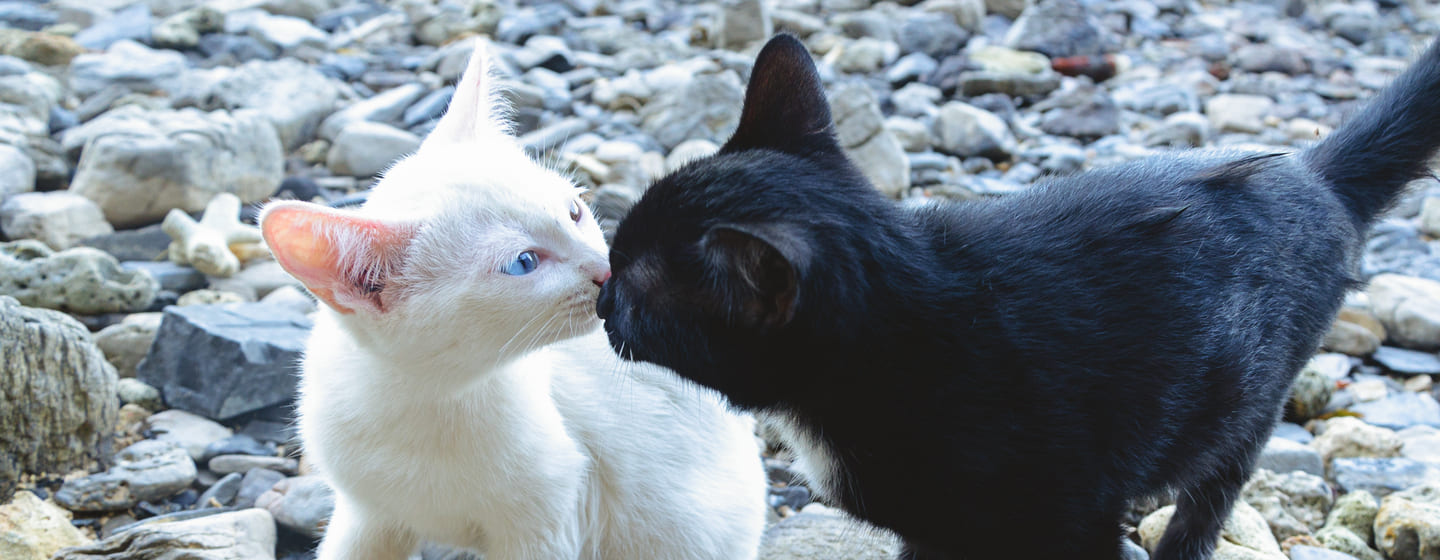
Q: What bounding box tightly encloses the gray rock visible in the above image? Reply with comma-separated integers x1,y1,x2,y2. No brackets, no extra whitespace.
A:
403,86,453,128
229,9,327,52
1274,422,1315,444
327,121,422,177
1331,457,1435,497
317,82,427,141
1040,90,1120,139
234,468,285,509
151,6,224,49
201,435,276,463
1289,361,1335,423
717,0,772,49
208,454,296,475
258,285,316,316
885,52,938,86
0,143,35,200
639,71,744,151
1257,436,1324,476
205,260,301,301
0,2,58,30
1233,44,1309,75
1374,346,1440,375
0,295,117,502
120,262,205,293
195,472,243,509
69,40,186,98
1401,425,1440,466
758,505,901,560
957,70,1062,99
896,13,967,59
95,313,163,379
55,440,196,512
1349,392,1440,430
78,225,172,262
65,106,283,228
0,191,113,251
1113,83,1199,117
74,4,153,51
0,240,159,314
1142,112,1211,148
255,475,333,539
1241,468,1333,539
1003,0,1109,58
830,83,909,198
986,0,1030,18
53,507,276,560
116,378,163,410
145,409,233,461
179,59,343,151
1289,546,1361,560
136,303,312,420
934,101,1015,160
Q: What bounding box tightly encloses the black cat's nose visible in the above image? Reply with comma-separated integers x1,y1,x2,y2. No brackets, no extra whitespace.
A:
596,281,615,320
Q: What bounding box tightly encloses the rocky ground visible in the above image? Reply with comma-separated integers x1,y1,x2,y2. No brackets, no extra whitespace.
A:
5,0,1440,557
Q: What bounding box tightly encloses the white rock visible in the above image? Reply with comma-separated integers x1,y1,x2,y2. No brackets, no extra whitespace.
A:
0,192,113,251
144,409,234,461
0,144,36,200
665,139,720,173
0,491,92,560
1311,417,1403,466
830,83,909,198
53,508,276,560
1139,501,1285,559
326,121,422,178
1205,94,1275,134
317,82,427,141
1369,274,1440,351
178,59,343,151
717,0,772,49
65,106,283,228
934,101,1016,159
68,40,187,97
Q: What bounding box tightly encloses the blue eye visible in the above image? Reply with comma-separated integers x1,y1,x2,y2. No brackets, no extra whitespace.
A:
503,251,539,275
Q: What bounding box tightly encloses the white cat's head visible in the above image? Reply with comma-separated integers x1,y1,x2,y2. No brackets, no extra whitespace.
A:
260,40,609,367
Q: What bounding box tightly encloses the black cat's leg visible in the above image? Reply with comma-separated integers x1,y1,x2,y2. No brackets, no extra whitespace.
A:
1151,459,1251,560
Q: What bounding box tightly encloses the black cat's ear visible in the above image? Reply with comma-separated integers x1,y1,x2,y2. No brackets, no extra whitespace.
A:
701,223,808,331
722,34,837,155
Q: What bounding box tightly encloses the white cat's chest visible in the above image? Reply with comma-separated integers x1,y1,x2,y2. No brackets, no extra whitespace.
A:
299,349,588,543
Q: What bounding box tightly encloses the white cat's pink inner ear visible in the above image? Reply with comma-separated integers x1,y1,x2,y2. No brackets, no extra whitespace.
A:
427,39,494,146
260,202,411,315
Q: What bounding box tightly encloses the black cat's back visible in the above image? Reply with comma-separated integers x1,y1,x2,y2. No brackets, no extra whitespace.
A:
599,34,1440,560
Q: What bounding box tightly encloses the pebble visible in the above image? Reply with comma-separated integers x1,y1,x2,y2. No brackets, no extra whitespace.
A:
55,440,197,512
1331,457,1435,497
235,467,287,510
116,378,163,411
934,101,1016,160
0,191,113,251
195,472,243,509
1257,436,1324,477
209,454,298,475
327,121,422,177
144,409,234,461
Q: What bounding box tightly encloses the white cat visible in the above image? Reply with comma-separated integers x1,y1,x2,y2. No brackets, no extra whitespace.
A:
258,41,767,560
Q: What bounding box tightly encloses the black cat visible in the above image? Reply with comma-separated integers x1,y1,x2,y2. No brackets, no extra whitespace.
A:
597,34,1440,560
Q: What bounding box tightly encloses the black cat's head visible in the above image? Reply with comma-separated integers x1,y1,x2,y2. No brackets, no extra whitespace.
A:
596,34,884,407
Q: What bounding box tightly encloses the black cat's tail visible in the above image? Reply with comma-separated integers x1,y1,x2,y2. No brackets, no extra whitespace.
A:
1303,37,1440,223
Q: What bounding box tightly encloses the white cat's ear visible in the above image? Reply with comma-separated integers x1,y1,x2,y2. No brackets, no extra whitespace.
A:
426,38,508,146
260,201,415,315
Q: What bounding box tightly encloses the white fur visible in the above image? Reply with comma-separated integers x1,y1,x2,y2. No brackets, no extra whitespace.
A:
284,42,766,560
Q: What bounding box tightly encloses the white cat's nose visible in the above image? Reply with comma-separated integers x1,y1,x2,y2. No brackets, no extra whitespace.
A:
586,263,611,287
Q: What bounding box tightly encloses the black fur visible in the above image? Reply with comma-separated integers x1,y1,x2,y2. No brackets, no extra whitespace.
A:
597,34,1440,560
